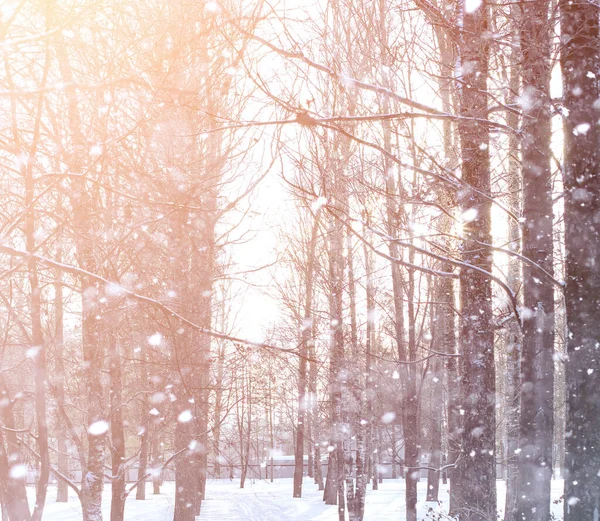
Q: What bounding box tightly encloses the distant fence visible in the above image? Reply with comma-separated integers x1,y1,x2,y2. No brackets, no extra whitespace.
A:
31,462,434,485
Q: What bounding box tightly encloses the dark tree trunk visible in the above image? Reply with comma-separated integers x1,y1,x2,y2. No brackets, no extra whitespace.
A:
516,1,555,519
560,1,600,518
455,0,497,518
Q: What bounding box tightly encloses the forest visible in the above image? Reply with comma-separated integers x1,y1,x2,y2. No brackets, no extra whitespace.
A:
0,0,598,520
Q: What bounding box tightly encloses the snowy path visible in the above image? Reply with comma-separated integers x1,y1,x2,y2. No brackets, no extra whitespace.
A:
31,477,566,520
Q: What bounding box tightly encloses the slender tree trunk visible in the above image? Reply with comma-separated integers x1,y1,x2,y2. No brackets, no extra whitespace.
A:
314,444,324,491
268,377,274,483
150,428,161,495
376,6,410,511
54,244,69,504
213,339,226,480
323,180,346,514
241,380,252,489
308,318,324,490
135,352,152,502
109,329,126,521
426,280,446,502
503,12,522,519
560,1,600,518
430,22,461,517
136,413,149,501
294,215,319,497
404,246,418,521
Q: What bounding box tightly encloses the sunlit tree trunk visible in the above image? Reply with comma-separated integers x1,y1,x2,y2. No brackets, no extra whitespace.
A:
54,242,69,504
503,11,522,519
109,329,126,521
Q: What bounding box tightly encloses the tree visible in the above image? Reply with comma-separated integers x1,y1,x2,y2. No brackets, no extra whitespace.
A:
560,0,600,518
515,1,555,519
455,0,497,518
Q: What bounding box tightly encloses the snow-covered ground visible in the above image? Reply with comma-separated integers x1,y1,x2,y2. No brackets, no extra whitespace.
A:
31,478,565,520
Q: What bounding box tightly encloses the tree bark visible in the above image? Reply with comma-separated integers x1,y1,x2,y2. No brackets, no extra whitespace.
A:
503,11,522,519
516,1,555,519
0,376,31,521
54,243,69,504
456,0,497,518
294,215,319,497
109,331,126,521
560,1,600,518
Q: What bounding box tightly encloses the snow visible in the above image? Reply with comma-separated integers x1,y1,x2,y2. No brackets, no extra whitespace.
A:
464,0,482,13
310,197,328,212
381,412,396,424
148,333,162,346
9,464,28,479
178,409,193,423
88,420,109,436
462,208,478,223
29,478,567,521
574,123,591,136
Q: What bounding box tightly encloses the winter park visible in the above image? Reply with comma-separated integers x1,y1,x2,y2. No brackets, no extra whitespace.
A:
1,0,599,520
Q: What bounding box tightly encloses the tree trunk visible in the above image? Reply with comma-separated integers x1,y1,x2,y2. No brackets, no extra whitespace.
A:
456,0,497,518
213,338,226,480
109,332,126,521
24,127,50,521
515,1,555,519
54,244,69,504
150,429,161,495
503,11,522,519
560,1,600,518
426,280,446,502
294,215,319,497
324,175,346,515
0,376,31,521
136,415,149,501
308,318,324,490
400,244,417,521
55,33,107,521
